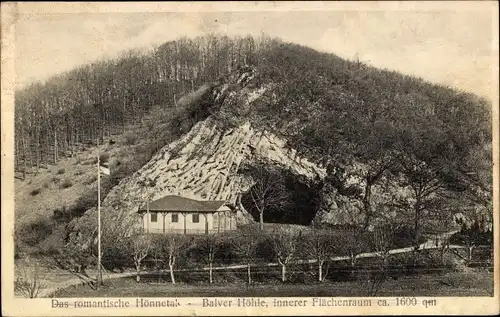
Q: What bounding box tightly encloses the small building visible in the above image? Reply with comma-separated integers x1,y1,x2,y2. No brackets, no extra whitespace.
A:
137,195,237,234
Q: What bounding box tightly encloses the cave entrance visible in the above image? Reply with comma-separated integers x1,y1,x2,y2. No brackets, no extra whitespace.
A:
240,166,322,226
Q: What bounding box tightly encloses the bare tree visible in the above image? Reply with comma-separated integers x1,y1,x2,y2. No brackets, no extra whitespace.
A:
372,224,394,266
15,258,47,298
248,164,290,230
365,224,395,295
437,236,451,266
342,228,366,268
304,229,337,282
196,234,222,284
270,227,300,282
162,234,190,284
395,154,449,264
232,232,260,284
129,233,152,282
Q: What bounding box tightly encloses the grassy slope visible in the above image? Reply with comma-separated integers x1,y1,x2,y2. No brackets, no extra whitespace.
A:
15,134,121,252
15,122,169,254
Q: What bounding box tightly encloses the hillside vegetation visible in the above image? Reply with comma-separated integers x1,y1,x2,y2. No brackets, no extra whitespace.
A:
14,35,492,268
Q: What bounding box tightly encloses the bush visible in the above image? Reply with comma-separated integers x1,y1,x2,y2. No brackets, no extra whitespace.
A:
80,157,97,166
449,222,493,246
83,174,97,185
36,225,66,255
59,179,73,189
56,168,65,175
51,190,99,224
99,152,110,163
122,132,138,145
101,245,132,273
440,253,468,272
52,205,72,222
29,188,41,196
71,189,98,218
439,271,492,292
392,225,426,248
17,217,54,246
51,176,60,184
256,235,276,263
109,157,145,185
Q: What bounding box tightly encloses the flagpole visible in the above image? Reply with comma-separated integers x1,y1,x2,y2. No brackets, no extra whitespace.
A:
97,143,101,290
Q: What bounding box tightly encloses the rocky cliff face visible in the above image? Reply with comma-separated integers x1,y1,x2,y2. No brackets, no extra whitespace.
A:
102,116,326,224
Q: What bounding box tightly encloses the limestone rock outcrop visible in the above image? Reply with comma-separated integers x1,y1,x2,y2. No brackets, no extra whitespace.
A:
103,116,326,224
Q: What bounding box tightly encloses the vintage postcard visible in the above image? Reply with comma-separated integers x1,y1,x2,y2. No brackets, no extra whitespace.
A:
1,1,499,316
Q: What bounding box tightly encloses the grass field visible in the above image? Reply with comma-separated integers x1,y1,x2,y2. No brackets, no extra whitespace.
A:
54,270,493,298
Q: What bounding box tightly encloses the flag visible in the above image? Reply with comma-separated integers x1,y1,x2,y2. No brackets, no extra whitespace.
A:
99,162,110,176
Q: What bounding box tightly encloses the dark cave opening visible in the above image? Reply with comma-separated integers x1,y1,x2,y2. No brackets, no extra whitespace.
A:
240,167,323,226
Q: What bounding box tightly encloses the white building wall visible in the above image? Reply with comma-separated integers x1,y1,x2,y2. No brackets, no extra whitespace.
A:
164,212,185,232
184,212,213,232
142,212,165,233
142,207,236,234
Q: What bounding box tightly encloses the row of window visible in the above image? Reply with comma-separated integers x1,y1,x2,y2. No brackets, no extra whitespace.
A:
150,213,199,223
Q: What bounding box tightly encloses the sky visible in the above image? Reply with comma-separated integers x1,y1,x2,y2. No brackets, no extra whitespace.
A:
13,2,498,99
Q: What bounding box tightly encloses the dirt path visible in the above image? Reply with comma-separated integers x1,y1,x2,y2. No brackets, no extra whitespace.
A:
190,239,466,271
39,270,137,298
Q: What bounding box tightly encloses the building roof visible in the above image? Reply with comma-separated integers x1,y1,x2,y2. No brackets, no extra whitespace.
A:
137,195,227,213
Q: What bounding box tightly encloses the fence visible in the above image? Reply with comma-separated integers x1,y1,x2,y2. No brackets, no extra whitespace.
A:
15,244,493,298
127,262,494,285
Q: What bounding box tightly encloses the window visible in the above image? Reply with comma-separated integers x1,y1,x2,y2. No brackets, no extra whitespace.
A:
192,214,200,223
150,213,158,222
171,214,179,223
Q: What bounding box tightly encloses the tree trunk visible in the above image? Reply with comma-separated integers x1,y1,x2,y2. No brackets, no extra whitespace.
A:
318,260,323,282
382,255,388,267
209,262,213,284
122,100,126,133
440,245,447,266
135,263,141,282
350,252,356,267
247,263,251,284
15,138,19,172
412,198,422,266
169,264,176,284
22,136,27,180
54,129,58,164
281,264,286,282
362,181,373,229
35,130,40,174
350,252,356,277
468,246,474,263
259,211,264,231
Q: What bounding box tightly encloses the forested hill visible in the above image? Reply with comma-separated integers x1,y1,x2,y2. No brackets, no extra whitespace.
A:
14,34,491,181
14,34,492,253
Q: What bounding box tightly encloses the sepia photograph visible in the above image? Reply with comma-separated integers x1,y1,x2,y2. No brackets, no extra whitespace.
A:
1,1,498,316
